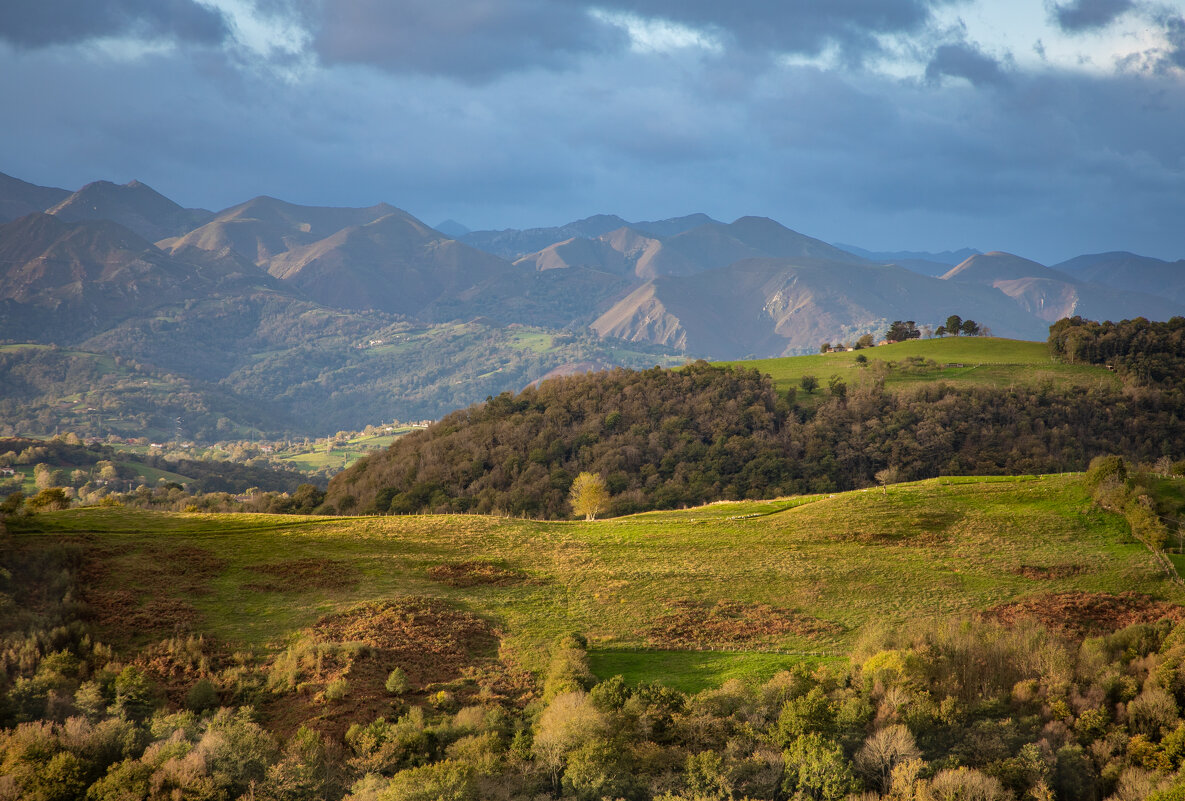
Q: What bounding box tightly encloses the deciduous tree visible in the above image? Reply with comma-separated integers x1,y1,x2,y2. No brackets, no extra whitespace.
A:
569,472,608,521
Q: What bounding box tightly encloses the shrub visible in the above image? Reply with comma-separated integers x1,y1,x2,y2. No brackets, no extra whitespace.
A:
185,678,219,712
322,678,349,702
386,667,409,695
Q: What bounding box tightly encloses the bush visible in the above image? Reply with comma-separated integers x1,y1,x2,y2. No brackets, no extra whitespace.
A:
386,667,409,695
321,678,349,702
185,678,219,712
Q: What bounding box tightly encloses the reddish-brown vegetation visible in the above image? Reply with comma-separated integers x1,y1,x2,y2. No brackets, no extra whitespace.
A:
983,592,1185,638
645,599,841,648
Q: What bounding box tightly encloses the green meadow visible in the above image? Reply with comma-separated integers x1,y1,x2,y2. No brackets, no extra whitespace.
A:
11,472,1178,692
724,336,1119,399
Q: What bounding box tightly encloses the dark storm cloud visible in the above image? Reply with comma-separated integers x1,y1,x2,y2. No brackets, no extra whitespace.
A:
925,42,1008,86
309,0,625,81
0,0,227,48
1050,0,1135,32
1,1,1182,264
306,0,952,79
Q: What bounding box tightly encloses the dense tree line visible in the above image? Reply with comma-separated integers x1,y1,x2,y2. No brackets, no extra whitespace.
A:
8,537,1185,799
325,360,1185,518
1049,316,1185,385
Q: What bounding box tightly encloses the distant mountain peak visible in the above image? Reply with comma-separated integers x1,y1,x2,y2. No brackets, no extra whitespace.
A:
434,219,471,238
47,177,213,242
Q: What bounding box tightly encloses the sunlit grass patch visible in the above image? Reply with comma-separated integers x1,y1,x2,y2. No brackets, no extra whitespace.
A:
12,472,1181,688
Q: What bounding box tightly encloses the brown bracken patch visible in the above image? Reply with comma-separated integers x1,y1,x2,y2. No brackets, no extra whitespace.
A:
264,597,512,738
134,635,232,706
1012,563,1088,580
310,598,500,685
645,600,841,648
427,560,534,588
79,543,227,641
982,592,1185,638
244,557,360,592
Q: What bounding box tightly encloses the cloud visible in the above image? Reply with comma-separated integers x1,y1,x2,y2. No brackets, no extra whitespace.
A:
925,41,1008,86
0,0,227,49
1164,15,1185,69
308,0,624,81
1050,0,1135,33
303,0,956,79
602,0,946,58
1,0,1182,265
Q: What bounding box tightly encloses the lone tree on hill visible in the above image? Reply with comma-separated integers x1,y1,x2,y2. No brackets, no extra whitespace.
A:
570,472,609,521
875,466,900,496
945,315,963,335
800,375,819,394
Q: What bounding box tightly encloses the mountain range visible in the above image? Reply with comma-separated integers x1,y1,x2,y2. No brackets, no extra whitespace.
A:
1,168,1182,435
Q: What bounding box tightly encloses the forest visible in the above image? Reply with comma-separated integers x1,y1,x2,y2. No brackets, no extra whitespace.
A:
1048,317,1185,385
326,319,1185,518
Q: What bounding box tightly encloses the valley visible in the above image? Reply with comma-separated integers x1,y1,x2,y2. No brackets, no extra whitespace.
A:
4,170,1185,443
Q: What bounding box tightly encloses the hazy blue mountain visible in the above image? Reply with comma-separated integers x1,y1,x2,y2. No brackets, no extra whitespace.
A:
942,251,1182,323
835,243,982,276
461,214,631,260
1054,251,1185,305
434,218,471,237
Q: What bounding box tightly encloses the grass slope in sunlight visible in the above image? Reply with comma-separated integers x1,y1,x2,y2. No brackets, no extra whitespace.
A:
722,337,1118,399
10,473,1177,690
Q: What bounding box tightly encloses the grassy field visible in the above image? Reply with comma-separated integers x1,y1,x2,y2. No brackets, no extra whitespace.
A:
11,472,1179,692
277,429,418,472
722,337,1119,399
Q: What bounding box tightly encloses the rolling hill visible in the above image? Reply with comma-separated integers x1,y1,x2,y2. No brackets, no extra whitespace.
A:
6,476,1175,677
9,472,1183,684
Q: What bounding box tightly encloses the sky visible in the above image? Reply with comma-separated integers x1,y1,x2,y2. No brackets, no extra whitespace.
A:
2,0,1184,264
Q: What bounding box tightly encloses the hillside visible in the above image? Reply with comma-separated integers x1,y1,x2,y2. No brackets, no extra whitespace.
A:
8,472,1185,799
727,336,1119,397
0,322,685,439
9,473,1182,681
325,339,1185,517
